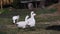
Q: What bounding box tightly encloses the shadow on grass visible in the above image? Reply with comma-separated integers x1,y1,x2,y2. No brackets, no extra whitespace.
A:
16,27,36,32
0,31,7,34
46,25,60,31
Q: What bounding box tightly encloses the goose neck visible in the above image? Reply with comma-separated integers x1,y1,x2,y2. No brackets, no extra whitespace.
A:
31,16,34,19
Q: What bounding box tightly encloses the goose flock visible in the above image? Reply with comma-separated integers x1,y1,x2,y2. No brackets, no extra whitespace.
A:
12,11,36,29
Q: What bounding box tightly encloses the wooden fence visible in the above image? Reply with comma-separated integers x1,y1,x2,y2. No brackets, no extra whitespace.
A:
0,0,13,5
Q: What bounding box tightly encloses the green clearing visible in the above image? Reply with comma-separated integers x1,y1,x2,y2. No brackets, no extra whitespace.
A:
0,8,60,34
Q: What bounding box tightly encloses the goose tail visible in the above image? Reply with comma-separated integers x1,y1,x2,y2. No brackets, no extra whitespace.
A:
25,15,29,21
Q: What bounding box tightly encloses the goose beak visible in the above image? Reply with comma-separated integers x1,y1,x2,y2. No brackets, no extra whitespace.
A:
34,13,36,16
35,14,36,15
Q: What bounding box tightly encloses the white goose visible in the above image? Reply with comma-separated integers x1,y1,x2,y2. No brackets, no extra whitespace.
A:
16,15,29,28
27,11,34,22
27,11,36,27
12,15,19,24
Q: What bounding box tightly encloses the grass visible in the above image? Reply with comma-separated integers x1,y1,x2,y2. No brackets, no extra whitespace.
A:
0,8,60,34
36,16,60,22
0,9,9,14
35,8,57,15
0,31,7,34
0,18,12,25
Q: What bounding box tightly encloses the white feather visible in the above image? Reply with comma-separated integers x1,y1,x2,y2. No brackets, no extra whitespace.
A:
12,15,19,23
27,11,36,27
16,15,29,28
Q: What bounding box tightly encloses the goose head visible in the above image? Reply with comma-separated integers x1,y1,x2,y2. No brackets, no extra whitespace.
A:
31,11,34,15
12,15,20,24
32,13,36,16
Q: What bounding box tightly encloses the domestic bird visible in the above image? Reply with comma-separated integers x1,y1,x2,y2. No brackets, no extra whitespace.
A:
16,15,29,29
27,11,36,27
12,15,19,24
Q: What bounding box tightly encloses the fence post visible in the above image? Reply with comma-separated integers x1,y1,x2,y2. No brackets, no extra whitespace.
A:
0,0,3,10
28,3,33,11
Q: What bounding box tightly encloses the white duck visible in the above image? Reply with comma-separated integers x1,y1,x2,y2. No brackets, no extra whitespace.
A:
16,15,29,28
27,11,36,27
27,11,34,21
12,15,19,24
31,11,34,17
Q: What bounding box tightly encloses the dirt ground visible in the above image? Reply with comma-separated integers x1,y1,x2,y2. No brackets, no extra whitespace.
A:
36,3,60,25
47,3,60,14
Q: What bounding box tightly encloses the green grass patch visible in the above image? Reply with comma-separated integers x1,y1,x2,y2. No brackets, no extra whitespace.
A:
0,18,12,25
35,8,57,15
0,8,59,34
0,9,9,14
0,31,7,34
36,16,60,22
0,8,57,25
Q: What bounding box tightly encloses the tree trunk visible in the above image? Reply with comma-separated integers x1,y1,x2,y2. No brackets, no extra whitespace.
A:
58,0,60,3
35,2,37,8
39,0,45,9
1,0,3,9
28,3,33,11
